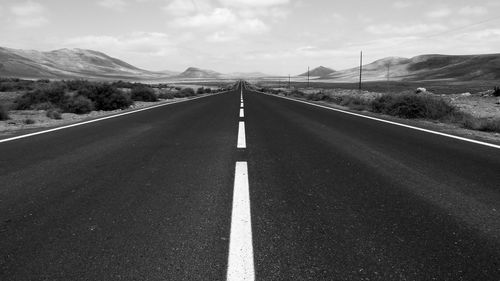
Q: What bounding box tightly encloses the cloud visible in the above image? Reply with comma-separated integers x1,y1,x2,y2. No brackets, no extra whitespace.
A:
10,1,48,27
458,6,488,16
218,0,289,7
64,32,177,56
163,0,212,16
393,1,413,9
171,7,268,41
366,23,448,35
426,7,452,18
173,7,236,28
97,0,128,10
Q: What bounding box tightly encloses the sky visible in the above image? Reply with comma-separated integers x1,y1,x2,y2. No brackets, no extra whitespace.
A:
0,0,499,75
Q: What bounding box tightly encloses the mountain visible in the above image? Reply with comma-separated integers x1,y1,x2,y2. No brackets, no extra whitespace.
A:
0,46,174,80
299,66,336,77
325,54,500,82
175,67,221,79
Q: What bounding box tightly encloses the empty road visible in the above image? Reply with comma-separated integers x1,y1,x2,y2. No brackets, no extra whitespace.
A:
1,82,500,280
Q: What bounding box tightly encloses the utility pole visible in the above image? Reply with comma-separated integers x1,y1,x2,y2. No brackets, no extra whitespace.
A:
387,62,390,93
288,74,291,89
307,66,310,88
358,51,363,91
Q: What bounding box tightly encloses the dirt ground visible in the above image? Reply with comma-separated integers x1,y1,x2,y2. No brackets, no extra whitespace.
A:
0,98,189,139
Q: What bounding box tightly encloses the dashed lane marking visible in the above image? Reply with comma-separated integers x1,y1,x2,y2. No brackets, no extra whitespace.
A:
227,161,254,281
237,121,246,148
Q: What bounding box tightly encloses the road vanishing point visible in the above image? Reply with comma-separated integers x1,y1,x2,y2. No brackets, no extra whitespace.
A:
1,81,500,280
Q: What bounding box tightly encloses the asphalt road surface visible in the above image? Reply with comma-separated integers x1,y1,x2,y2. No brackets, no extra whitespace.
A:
1,82,500,280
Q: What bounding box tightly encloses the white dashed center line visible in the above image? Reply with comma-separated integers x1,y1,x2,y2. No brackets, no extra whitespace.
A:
237,121,246,148
240,108,244,118
227,161,255,281
240,102,244,108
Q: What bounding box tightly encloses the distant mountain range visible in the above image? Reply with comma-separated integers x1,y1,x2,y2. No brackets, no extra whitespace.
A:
1,46,499,82
299,66,336,77
0,47,268,80
0,47,173,80
321,54,500,82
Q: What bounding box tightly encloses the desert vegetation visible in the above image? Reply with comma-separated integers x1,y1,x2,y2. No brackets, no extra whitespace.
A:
0,78,221,116
0,78,225,134
263,86,500,133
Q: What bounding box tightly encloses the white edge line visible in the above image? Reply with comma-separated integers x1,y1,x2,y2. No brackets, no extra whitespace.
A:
237,121,246,148
258,91,500,150
0,91,230,144
227,161,254,281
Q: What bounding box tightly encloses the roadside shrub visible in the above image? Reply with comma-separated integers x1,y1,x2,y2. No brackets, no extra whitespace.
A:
205,88,212,93
196,87,205,95
0,104,9,120
65,80,93,91
493,86,500,97
462,116,500,133
0,78,36,91
371,93,455,119
79,84,132,111
174,87,195,98
289,90,305,98
339,96,369,111
14,83,67,110
131,86,158,102
64,95,94,114
158,92,175,99
46,108,62,119
112,80,135,89
307,92,328,101
23,118,35,124
32,102,56,110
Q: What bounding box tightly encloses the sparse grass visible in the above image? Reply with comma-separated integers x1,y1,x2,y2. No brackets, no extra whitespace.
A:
0,104,9,120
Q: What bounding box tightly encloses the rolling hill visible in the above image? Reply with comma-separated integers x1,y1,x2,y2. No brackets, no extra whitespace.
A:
175,67,221,79
0,47,174,80
325,54,500,82
299,66,335,77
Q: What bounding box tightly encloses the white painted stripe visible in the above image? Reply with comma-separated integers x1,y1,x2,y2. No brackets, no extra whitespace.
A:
227,161,254,281
261,92,500,150
237,121,246,148
240,108,244,118
241,102,244,108
0,92,228,144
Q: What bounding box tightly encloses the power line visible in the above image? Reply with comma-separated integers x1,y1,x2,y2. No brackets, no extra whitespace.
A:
423,17,500,39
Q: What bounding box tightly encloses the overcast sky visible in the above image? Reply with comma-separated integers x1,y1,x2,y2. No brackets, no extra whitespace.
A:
0,0,499,74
